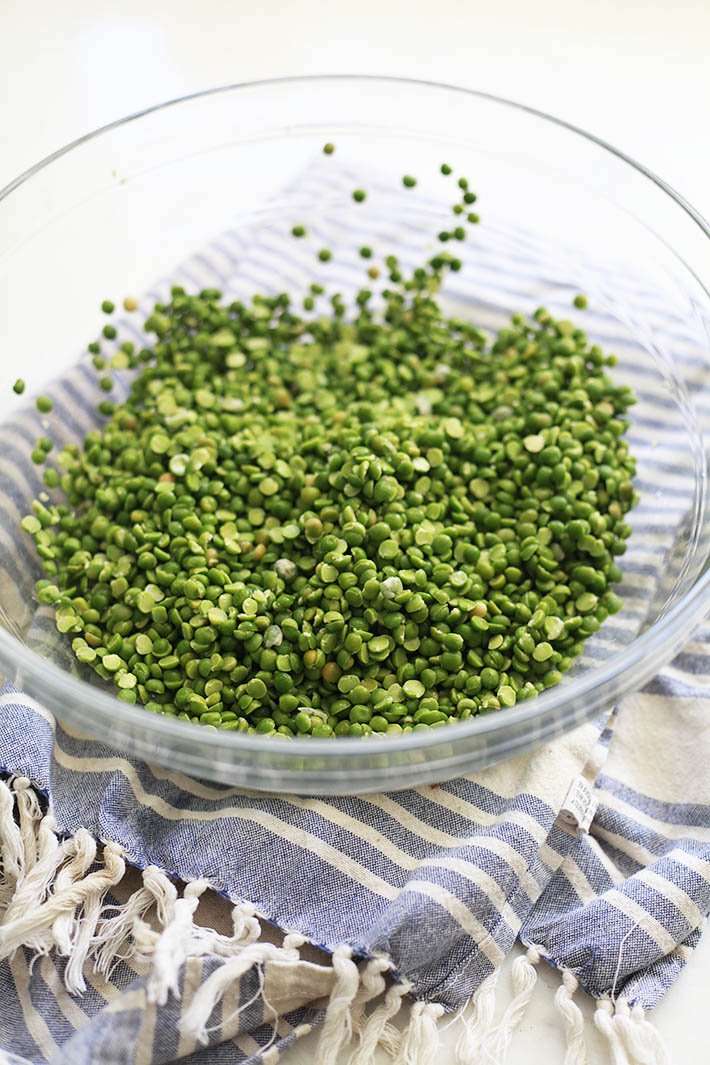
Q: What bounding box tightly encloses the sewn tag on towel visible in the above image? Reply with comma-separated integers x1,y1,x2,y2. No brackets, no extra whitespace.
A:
557,775,598,834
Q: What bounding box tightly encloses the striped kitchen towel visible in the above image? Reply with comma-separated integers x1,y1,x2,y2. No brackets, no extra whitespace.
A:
0,161,708,1065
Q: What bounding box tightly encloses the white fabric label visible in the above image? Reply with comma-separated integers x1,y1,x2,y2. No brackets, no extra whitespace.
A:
557,775,598,834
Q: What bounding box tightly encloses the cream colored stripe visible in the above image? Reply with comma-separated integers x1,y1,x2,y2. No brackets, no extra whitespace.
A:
605,888,678,955
660,662,710,686
680,638,710,658
673,942,695,962
9,952,59,1058
675,848,710,883
559,854,597,903
597,785,710,844
233,1033,262,1057
586,835,626,886
84,968,123,1003
135,997,158,1065
411,785,502,825
10,692,554,875
593,824,710,887
0,693,56,728
474,835,541,881
538,841,566,871
147,762,260,799
410,786,550,846
82,956,148,1007
421,857,524,931
39,956,88,1031
515,868,546,910
404,881,507,965
177,956,204,1059
220,974,243,1042
47,741,399,901
592,823,658,867
507,809,549,844
360,793,547,863
514,842,562,914
636,868,705,929
105,989,146,1014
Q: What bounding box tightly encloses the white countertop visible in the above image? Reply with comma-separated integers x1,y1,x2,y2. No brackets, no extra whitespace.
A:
2,2,709,1061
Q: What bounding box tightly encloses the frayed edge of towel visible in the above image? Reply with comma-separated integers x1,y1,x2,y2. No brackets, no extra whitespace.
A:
0,776,415,1062
450,950,670,1065
0,776,672,1065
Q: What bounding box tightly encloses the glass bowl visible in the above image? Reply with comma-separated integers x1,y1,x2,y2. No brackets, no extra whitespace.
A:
1,76,709,794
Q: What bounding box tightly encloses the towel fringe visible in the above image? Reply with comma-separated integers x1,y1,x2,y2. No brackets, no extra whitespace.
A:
350,970,411,1064
455,969,499,1063
595,998,668,1065
595,998,633,1064
349,956,396,1052
554,969,588,1065
92,865,178,977
0,777,127,987
179,941,282,1045
478,944,541,1064
617,1003,669,1065
144,878,210,1004
0,777,675,1065
0,778,26,907
316,944,361,1064
394,1000,445,1065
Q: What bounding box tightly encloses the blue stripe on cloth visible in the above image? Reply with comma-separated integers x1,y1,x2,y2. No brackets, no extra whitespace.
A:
0,689,572,992
0,686,587,1036
596,775,710,828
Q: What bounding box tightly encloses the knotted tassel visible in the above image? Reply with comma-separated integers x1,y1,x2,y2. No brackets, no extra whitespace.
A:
594,999,631,1065
317,945,361,1064
554,969,588,1065
455,969,499,1063
146,879,210,1005
479,945,541,1064
351,975,412,1064
394,1000,445,1065
613,1000,669,1065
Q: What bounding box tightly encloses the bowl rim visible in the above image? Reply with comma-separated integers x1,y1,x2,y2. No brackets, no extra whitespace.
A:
1,73,710,762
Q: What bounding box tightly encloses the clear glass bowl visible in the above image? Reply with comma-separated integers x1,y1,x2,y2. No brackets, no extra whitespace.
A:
1,76,709,794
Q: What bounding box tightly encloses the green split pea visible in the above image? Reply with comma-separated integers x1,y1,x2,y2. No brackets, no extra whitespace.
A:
18,158,638,740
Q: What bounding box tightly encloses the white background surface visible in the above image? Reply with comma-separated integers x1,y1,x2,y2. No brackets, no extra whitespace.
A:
2,1,709,1062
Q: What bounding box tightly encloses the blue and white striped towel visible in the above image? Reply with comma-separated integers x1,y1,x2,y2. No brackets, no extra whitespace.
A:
0,163,708,1065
